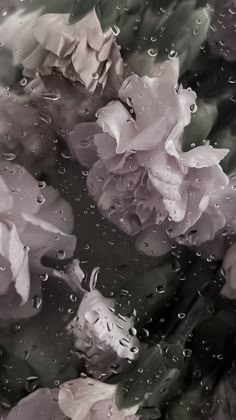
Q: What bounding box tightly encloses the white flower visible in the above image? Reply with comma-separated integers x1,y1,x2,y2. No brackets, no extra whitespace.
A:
0,162,76,322
66,261,140,378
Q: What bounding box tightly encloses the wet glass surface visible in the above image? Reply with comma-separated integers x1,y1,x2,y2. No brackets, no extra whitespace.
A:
0,1,236,419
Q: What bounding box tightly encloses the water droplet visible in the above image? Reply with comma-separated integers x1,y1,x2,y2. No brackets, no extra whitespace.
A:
38,112,52,125
70,293,78,303
32,295,42,310
56,249,66,260
183,348,192,358
111,24,120,36
57,167,66,175
168,50,177,59
19,77,28,86
156,285,166,294
61,151,72,159
92,72,99,80
3,152,16,161
148,48,158,57
41,89,61,101
119,337,130,347
37,194,45,204
130,346,139,354
38,181,46,189
40,273,48,282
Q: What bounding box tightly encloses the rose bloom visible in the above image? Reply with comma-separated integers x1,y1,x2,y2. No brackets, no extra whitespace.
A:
68,61,229,256
208,0,236,62
0,162,76,322
66,262,140,379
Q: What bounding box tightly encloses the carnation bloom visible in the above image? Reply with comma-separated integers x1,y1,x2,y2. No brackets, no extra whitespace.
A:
208,0,236,62
0,162,76,321
21,9,123,93
68,62,229,255
66,261,140,379
59,377,139,420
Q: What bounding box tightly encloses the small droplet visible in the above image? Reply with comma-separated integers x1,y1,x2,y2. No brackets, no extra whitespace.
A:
3,152,16,161
40,273,48,282
19,77,28,86
37,194,45,204
32,295,42,310
156,285,166,294
56,249,66,260
183,348,192,358
168,49,177,59
148,48,158,57
92,72,99,80
111,24,120,36
119,338,130,347
70,294,78,303
38,112,52,125
41,89,61,101
38,181,46,189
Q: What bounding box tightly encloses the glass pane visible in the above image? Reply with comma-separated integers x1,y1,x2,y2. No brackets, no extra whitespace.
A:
0,1,235,419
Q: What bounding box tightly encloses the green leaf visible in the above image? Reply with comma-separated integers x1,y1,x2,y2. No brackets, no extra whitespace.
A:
30,0,74,14
117,0,179,53
114,261,177,331
69,0,126,29
157,2,214,73
0,345,40,406
209,117,236,174
182,100,218,152
69,0,98,24
115,343,183,409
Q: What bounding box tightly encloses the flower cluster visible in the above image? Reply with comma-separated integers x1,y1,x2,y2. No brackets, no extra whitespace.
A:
0,2,236,420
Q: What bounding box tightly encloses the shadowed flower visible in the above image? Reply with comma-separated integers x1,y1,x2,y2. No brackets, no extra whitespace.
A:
59,377,139,420
69,63,229,255
0,84,56,163
208,0,236,62
5,388,67,420
21,9,123,92
66,261,141,379
222,242,236,299
0,162,76,322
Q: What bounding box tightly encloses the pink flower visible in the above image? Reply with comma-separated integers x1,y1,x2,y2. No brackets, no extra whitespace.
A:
69,64,229,255
0,162,76,322
59,377,139,420
66,262,141,379
21,9,123,92
5,388,66,420
208,0,236,62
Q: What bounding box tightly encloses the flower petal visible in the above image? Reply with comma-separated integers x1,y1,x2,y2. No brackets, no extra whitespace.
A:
179,145,229,168
0,221,30,303
59,377,116,420
6,388,65,420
